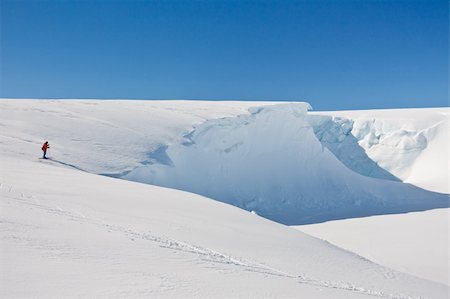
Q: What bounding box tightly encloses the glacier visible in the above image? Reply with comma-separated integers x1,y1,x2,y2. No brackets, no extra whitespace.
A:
1,99,448,297
122,103,448,224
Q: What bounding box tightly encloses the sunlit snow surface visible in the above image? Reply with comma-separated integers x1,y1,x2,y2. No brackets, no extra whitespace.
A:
311,108,449,194
0,99,448,298
296,208,449,285
123,103,448,224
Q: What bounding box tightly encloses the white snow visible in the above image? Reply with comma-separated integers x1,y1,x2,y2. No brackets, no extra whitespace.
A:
311,108,449,193
122,103,448,224
295,208,449,286
405,119,449,192
1,99,449,298
0,99,274,174
1,157,448,298
294,108,449,287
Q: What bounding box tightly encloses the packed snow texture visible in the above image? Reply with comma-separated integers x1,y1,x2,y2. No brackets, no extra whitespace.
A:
1,157,448,298
1,99,448,297
123,103,448,224
296,208,450,286
1,100,448,224
0,100,272,174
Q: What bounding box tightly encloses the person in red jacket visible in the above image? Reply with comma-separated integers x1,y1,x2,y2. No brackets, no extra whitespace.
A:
41,141,50,159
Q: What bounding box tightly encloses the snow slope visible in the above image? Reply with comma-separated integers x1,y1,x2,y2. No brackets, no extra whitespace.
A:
0,99,273,174
2,100,446,192
295,208,449,286
1,99,448,297
311,108,449,193
297,108,450,285
0,100,447,224
294,108,449,287
123,103,448,224
3,100,446,225
1,157,448,298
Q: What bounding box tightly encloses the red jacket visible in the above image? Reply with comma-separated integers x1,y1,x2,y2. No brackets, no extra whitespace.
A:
42,142,49,151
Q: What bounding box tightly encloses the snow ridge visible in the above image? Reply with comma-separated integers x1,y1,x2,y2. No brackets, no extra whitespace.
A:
1,100,448,298
123,103,448,224
0,180,431,299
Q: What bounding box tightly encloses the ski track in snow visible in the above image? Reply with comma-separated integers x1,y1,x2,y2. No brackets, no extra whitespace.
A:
0,182,422,299
1,101,447,297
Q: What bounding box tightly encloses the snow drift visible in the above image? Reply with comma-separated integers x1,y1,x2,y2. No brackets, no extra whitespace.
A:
123,103,448,224
296,208,450,286
1,157,448,298
1,100,447,225
313,108,449,193
1,99,449,297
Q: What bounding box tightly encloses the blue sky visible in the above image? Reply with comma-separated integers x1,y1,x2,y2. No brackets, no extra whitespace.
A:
1,0,448,110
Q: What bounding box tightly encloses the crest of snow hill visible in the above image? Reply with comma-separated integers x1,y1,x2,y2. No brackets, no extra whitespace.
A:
1,100,449,298
123,103,449,225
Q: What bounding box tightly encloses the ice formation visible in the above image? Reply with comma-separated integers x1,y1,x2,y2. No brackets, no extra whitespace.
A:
123,103,448,224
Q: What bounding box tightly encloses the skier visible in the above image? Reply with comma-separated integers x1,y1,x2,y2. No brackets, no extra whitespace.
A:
41,141,50,159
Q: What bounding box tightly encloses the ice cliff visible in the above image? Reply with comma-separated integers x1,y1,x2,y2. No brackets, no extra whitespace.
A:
123,103,448,224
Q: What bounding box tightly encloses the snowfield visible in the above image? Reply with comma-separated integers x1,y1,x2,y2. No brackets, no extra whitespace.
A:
310,108,449,194
296,208,449,286
0,99,449,298
1,158,448,298
296,108,449,287
122,103,448,224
